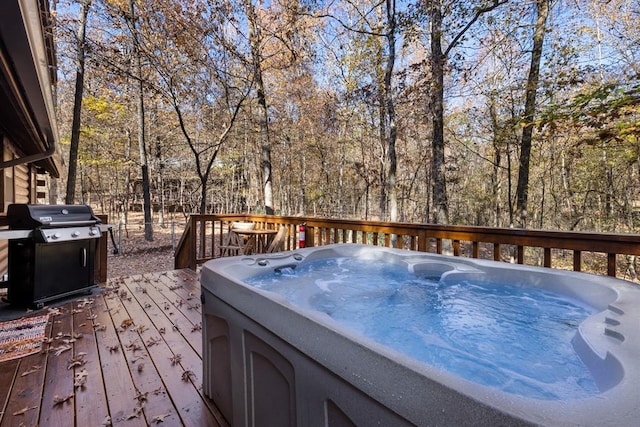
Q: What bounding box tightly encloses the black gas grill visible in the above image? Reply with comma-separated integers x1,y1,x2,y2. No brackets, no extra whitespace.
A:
4,204,103,308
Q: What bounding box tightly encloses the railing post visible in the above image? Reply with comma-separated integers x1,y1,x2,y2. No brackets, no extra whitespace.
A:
96,214,108,283
543,248,551,268
573,251,582,272
190,215,197,270
608,253,616,277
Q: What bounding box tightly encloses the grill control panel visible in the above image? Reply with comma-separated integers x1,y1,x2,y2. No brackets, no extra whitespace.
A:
36,226,102,243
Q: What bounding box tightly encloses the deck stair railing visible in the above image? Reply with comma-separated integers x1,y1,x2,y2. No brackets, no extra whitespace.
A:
174,214,640,280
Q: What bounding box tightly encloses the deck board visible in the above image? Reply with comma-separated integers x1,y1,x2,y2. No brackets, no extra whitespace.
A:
0,269,227,427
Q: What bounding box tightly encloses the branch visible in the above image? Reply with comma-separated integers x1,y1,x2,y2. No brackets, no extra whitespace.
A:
443,1,508,58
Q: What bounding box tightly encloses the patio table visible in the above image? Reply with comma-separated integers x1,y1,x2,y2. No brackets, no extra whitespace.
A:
231,228,278,254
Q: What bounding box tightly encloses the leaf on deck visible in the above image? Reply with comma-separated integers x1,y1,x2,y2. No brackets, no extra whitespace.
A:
135,389,148,404
53,393,74,406
51,344,72,357
169,354,182,366
74,369,88,389
145,336,161,347
125,340,142,352
20,365,42,377
151,413,172,423
125,406,143,420
67,354,87,370
181,370,195,382
48,307,63,316
133,324,148,334
120,318,134,330
12,406,38,416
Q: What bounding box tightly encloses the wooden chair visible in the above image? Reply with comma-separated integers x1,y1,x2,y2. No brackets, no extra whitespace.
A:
266,226,288,253
220,222,255,256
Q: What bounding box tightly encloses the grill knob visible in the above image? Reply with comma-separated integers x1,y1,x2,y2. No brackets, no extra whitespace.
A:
53,232,61,240
89,228,98,236
72,231,80,238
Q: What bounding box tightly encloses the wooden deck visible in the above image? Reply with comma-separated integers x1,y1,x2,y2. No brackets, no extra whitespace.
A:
0,270,227,426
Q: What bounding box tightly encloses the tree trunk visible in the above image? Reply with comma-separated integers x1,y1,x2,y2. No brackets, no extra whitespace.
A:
385,0,398,223
515,0,550,227
130,0,153,241
489,98,502,227
429,0,448,224
65,0,91,204
245,0,274,215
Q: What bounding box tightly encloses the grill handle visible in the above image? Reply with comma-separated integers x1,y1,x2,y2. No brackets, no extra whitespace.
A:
48,220,99,227
81,248,87,267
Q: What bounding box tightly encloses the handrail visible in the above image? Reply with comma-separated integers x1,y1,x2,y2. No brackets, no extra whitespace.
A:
174,214,640,279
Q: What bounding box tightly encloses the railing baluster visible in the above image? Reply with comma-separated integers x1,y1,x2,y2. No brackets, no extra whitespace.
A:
608,253,616,277
544,248,551,268
173,214,640,281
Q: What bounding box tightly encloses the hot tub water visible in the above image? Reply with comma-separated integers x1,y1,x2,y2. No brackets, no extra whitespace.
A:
245,257,599,400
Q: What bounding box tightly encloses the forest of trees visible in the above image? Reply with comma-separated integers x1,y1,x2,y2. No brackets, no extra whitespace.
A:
52,0,639,237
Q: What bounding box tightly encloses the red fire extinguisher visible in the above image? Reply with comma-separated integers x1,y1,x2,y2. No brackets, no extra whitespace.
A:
298,224,306,248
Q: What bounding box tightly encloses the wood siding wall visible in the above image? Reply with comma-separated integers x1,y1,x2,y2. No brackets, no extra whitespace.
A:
0,137,37,278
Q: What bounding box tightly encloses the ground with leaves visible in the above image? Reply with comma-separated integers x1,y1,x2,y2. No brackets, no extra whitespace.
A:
107,216,186,279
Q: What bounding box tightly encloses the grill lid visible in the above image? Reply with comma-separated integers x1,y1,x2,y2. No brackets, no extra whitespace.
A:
7,204,101,229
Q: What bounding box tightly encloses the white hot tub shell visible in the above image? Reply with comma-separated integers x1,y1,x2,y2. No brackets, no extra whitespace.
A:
200,244,640,426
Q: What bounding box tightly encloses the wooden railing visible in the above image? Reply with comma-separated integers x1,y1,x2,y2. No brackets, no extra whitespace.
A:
174,214,640,280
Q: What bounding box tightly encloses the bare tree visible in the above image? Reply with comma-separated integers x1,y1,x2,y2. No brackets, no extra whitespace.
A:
128,0,153,240
515,0,550,227
245,0,274,214
428,0,507,224
65,0,92,204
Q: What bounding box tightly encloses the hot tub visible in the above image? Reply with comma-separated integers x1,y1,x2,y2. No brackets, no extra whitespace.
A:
201,244,640,426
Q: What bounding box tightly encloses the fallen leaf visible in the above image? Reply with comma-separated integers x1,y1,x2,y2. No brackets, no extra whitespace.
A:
151,413,171,423
145,336,161,347
170,354,182,366
53,393,74,406
51,345,72,357
191,323,202,332
20,365,42,377
181,370,195,382
134,389,148,404
133,324,148,334
67,354,87,370
137,363,145,373
48,307,63,316
74,369,88,389
126,340,142,352
107,345,119,353
120,318,134,330
126,406,142,420
12,406,38,416
100,415,112,426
